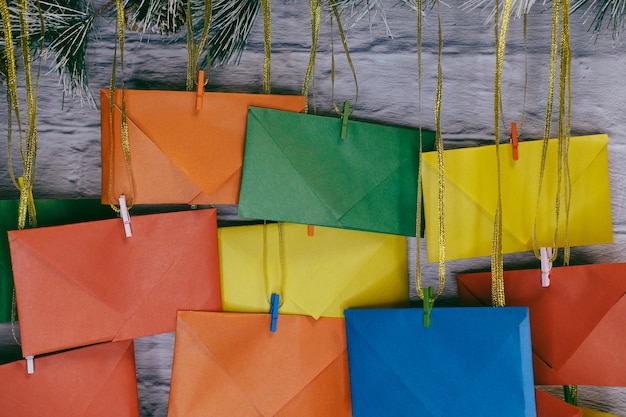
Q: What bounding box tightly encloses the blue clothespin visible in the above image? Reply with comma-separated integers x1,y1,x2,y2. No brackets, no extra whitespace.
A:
423,286,434,328
270,293,280,332
340,101,350,139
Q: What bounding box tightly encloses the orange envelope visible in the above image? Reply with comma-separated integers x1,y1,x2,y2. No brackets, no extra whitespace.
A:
457,263,626,386
10,209,222,357
167,311,352,417
101,89,306,205
0,340,139,416
535,389,582,417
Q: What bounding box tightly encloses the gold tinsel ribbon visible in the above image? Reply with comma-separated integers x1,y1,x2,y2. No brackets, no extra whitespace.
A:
328,0,358,115
1,0,39,230
263,222,286,308
186,0,212,91
261,0,271,93
107,0,135,212
491,0,515,307
532,0,572,265
415,0,446,303
302,0,322,113
2,0,42,345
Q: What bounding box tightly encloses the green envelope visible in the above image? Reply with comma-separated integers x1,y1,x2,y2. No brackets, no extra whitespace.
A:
238,107,436,236
0,199,117,322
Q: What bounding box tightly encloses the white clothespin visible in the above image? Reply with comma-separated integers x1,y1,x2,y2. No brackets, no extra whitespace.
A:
26,356,34,374
540,247,553,287
119,195,132,237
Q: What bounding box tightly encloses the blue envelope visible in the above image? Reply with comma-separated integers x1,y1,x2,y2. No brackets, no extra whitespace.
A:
345,307,537,417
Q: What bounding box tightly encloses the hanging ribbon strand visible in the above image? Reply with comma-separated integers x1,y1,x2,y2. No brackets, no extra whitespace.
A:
1,0,41,230
107,0,135,213
263,222,286,307
302,0,322,113
532,0,572,266
328,0,359,115
186,0,212,91
415,0,446,306
261,0,271,93
491,0,515,307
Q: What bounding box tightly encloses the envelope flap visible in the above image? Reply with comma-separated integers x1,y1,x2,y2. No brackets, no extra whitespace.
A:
108,89,305,198
176,311,346,416
345,307,535,417
10,211,210,313
0,199,117,323
535,389,582,417
0,340,138,417
10,209,220,356
458,264,626,384
557,289,626,385
219,223,408,319
240,107,432,235
286,227,409,318
422,134,612,260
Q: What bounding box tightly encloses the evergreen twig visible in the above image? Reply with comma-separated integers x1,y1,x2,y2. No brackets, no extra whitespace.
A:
332,0,392,37
572,0,626,40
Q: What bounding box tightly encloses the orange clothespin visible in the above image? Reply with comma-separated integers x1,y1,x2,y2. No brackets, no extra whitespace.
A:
307,225,314,236
511,122,519,161
196,70,205,110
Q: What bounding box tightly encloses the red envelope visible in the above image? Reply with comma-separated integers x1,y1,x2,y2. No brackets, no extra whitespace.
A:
457,263,626,386
10,209,222,357
0,340,139,416
535,389,582,417
167,311,352,417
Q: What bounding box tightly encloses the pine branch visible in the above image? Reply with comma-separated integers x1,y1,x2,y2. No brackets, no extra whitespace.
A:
125,0,186,35
332,0,392,38
206,0,261,66
571,0,626,40
400,0,442,15
460,0,537,22
31,1,97,104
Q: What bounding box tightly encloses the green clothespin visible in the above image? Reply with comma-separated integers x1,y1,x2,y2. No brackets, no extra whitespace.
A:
423,286,434,328
563,385,578,406
340,101,350,139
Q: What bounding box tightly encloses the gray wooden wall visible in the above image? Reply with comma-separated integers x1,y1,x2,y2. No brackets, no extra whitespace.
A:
1,1,625,415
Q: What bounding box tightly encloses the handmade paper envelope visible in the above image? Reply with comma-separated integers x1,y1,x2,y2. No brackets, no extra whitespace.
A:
535,389,582,417
580,407,620,416
422,134,612,261
457,263,626,385
0,199,116,323
345,307,536,417
167,311,352,417
0,340,139,416
238,107,436,236
218,222,408,319
9,209,222,357
101,89,306,205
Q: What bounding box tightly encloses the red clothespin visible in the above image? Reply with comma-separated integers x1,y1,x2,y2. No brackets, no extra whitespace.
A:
307,225,314,236
511,122,519,161
196,70,205,110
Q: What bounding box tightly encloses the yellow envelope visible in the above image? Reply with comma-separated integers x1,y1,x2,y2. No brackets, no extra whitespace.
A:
580,408,620,417
218,223,408,319
422,134,612,261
